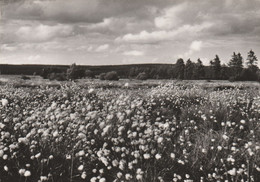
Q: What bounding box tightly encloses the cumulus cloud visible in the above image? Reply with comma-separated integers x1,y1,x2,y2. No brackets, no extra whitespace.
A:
183,40,203,58
116,22,212,43
1,0,260,65
190,41,202,52
95,44,109,52
0,44,17,51
154,2,187,30
15,24,74,42
2,0,175,23
28,55,41,61
123,50,144,56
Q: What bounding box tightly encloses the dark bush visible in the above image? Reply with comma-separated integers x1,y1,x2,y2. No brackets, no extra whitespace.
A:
99,73,106,80
48,73,67,81
21,75,31,80
67,63,85,80
136,72,148,80
104,71,119,81
85,70,95,78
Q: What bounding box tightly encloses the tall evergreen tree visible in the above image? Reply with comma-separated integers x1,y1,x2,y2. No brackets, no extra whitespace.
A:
240,50,259,81
175,58,185,79
228,52,243,77
247,49,258,67
210,55,222,79
192,58,205,79
184,59,194,80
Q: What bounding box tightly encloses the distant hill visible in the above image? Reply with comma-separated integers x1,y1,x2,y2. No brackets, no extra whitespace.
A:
0,63,231,80
0,63,175,77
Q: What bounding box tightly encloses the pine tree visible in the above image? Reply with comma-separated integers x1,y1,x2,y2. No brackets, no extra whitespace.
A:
184,59,194,80
247,49,258,67
193,58,205,79
175,58,185,79
228,52,243,77
210,55,222,79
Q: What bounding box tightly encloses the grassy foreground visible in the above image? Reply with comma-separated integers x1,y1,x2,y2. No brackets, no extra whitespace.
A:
0,77,260,182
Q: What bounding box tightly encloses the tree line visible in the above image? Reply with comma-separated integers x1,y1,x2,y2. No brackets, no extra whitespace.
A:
38,50,259,81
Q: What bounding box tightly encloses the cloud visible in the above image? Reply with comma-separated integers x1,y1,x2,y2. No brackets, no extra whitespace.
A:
0,44,17,51
1,0,260,65
15,24,74,42
123,50,144,56
190,41,202,52
116,22,212,43
182,40,203,58
2,0,175,23
28,55,41,61
154,2,187,30
95,44,109,52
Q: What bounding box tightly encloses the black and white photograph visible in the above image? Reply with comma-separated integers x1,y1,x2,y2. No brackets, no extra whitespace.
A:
0,0,260,181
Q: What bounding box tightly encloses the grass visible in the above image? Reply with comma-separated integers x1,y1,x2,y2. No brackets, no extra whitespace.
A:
0,75,259,181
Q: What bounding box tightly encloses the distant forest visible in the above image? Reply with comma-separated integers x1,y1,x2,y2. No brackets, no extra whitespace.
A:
0,50,259,81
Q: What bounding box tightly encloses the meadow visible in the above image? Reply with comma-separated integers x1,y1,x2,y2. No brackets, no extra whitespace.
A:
0,75,260,182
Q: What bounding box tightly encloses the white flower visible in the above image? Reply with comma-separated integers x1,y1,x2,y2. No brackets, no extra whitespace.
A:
3,154,8,160
217,146,222,151
81,172,87,179
40,176,48,181
228,168,236,176
53,130,59,137
136,174,142,180
155,153,162,160
112,159,119,167
18,137,29,145
1,99,8,106
240,120,246,124
90,177,97,182
24,170,31,177
78,150,85,157
117,172,123,178
78,165,84,171
202,148,207,153
100,156,108,166
170,153,175,159
125,174,132,180
143,153,151,159
99,177,106,182
4,165,8,171
157,137,163,143
222,134,229,140
185,174,190,178
19,169,26,176
88,88,95,93
35,153,41,158
0,150,4,158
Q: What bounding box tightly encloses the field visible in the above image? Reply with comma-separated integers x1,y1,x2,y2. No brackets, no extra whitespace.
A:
0,75,260,182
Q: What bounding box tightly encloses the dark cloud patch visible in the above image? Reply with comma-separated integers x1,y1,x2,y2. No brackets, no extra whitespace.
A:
1,0,180,23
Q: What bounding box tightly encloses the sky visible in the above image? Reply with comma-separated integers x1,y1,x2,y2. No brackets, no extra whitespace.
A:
0,0,260,66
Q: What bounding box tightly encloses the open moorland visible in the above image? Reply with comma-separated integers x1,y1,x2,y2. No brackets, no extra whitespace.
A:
0,75,260,182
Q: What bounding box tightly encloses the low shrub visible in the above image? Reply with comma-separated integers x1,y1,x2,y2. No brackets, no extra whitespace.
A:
136,72,148,80
21,75,31,80
104,71,119,80
48,73,67,81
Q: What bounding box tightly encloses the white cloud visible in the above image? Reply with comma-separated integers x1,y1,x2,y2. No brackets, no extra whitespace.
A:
16,24,74,42
95,44,109,52
123,50,144,56
28,55,41,61
183,40,203,57
116,22,212,43
0,44,16,51
154,3,187,30
190,40,202,51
